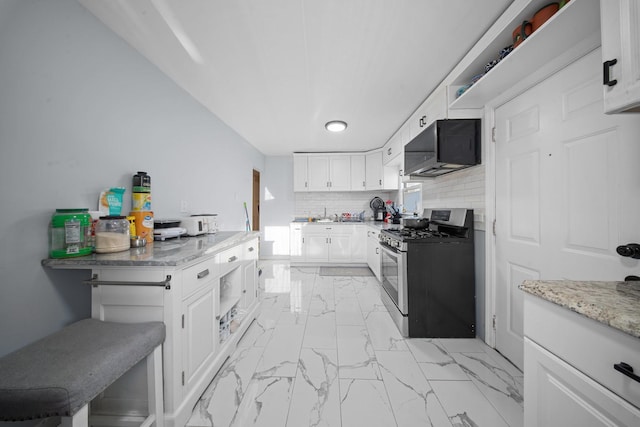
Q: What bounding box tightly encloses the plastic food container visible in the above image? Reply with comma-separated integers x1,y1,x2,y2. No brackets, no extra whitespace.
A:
49,209,92,258
95,216,130,253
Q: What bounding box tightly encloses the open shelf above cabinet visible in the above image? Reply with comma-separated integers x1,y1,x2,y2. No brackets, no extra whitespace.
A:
449,0,601,110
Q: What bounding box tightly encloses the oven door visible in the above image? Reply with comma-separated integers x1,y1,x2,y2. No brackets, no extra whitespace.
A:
379,242,408,315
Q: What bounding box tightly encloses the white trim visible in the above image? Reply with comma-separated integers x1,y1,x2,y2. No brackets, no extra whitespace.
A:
483,105,497,348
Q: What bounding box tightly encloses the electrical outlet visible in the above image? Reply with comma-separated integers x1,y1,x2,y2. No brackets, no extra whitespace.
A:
180,200,188,212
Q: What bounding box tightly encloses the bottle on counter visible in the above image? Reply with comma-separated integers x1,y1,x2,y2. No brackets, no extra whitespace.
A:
49,209,92,258
131,171,151,212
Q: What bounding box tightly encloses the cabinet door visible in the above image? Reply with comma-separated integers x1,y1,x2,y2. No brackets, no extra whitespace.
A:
182,285,217,392
365,151,383,190
351,225,367,262
290,224,304,261
601,0,640,113
383,133,401,165
242,259,258,309
293,155,309,192
350,155,366,191
524,338,640,427
304,233,329,262
329,156,351,191
307,156,330,191
328,234,352,261
366,230,382,281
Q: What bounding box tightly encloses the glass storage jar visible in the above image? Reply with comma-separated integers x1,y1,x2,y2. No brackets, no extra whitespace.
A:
49,209,92,258
95,216,130,253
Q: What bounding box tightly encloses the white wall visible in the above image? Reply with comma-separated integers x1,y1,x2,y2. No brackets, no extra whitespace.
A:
261,156,295,258
0,0,264,357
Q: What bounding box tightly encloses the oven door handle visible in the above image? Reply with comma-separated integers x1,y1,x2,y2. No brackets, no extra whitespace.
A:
380,242,401,257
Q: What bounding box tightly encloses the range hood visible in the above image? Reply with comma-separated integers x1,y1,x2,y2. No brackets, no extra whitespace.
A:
404,119,481,177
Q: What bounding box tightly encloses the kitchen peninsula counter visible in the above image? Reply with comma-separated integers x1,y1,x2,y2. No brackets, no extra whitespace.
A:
42,230,261,427
520,279,640,339
42,231,259,268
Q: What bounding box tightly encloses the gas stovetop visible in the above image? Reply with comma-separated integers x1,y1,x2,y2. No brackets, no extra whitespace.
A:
379,208,474,251
384,228,451,240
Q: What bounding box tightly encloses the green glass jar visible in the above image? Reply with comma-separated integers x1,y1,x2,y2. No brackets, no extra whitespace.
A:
49,209,92,258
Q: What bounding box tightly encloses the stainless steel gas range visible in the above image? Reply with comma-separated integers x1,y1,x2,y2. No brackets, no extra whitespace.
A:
379,208,475,338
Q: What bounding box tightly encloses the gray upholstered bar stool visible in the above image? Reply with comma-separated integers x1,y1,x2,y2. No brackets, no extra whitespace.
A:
0,319,165,427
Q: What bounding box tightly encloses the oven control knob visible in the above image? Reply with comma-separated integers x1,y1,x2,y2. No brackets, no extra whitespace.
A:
616,243,640,259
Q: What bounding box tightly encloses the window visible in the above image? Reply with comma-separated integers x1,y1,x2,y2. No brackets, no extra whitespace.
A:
402,182,422,215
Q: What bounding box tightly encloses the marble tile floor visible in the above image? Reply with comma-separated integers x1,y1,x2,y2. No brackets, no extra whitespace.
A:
187,261,524,427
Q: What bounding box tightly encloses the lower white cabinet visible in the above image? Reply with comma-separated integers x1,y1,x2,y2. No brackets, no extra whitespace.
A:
525,338,640,427
85,235,261,427
366,227,381,281
290,224,366,264
182,285,217,391
523,293,640,426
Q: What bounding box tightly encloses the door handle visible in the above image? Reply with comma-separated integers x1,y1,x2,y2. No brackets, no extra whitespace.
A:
614,362,640,383
603,59,618,87
616,243,640,259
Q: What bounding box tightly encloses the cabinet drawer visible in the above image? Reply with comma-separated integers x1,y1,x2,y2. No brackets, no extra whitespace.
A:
218,245,243,275
182,258,217,299
524,294,640,408
243,239,259,260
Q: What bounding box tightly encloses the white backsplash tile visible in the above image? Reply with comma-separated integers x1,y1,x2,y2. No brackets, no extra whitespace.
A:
294,191,396,220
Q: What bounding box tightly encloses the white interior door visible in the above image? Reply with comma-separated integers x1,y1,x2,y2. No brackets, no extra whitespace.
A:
494,49,640,370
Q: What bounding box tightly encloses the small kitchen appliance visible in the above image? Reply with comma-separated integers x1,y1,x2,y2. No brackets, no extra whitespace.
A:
370,197,386,221
379,208,475,338
182,214,218,236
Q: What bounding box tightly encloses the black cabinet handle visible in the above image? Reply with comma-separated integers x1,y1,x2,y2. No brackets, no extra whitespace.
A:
603,59,618,87
197,269,209,279
614,362,640,383
616,243,640,259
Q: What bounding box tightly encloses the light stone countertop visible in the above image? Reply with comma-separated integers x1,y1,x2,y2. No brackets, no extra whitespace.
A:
520,280,640,339
291,220,398,230
42,231,260,268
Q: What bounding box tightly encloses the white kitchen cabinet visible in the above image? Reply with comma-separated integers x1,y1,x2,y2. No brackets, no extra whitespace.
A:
601,0,640,113
182,284,217,392
525,338,640,427
523,292,640,426
365,151,384,190
303,227,330,262
351,225,367,263
290,223,304,261
366,227,381,281
303,226,351,262
306,155,351,191
366,151,399,191
292,224,366,264
382,132,402,166
293,154,309,192
53,233,261,427
351,154,366,191
241,239,259,309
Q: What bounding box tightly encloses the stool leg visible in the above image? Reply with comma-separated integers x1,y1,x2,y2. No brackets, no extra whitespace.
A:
60,404,88,427
146,345,164,427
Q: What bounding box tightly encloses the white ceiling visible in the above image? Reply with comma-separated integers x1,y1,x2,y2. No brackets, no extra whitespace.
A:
78,0,512,155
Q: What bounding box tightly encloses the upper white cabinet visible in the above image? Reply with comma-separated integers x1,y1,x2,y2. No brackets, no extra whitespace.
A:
306,155,351,191
601,0,640,113
293,155,309,192
293,152,398,192
409,86,447,139
365,151,384,190
351,155,366,191
448,0,600,110
382,133,402,166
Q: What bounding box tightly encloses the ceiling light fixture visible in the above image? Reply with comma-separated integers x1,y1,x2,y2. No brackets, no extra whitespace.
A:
325,120,347,132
